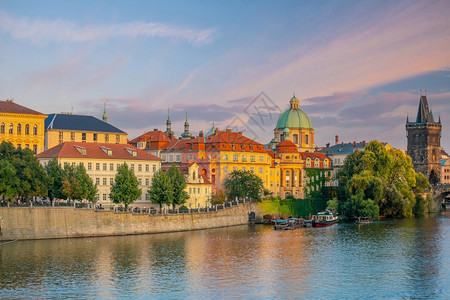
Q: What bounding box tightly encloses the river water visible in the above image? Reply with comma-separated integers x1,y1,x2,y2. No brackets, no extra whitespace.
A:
1,213,449,299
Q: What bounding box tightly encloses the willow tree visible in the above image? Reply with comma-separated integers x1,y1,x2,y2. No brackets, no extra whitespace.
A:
336,140,430,219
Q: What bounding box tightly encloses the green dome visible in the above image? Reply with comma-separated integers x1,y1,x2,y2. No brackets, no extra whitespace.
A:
276,107,312,129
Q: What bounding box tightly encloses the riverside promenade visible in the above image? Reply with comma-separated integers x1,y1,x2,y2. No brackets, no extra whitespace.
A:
0,201,257,241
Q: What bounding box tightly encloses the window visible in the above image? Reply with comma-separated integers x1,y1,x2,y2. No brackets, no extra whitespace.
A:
93,133,98,142
25,144,29,149
17,124,22,134
242,155,247,162
189,188,192,194
131,164,135,171
233,166,238,171
250,155,255,162
71,132,75,140
293,134,298,144
224,166,228,173
33,145,37,154
110,178,114,185
250,167,255,173
259,167,263,174
242,167,246,172
9,123,13,134
259,156,264,162
146,164,149,172
59,132,63,140
105,134,109,142
314,159,320,168
1,123,4,133
17,144,21,149
233,155,238,162
103,163,107,171
305,134,309,144
169,155,174,162
103,178,107,186
138,164,142,172
103,194,107,201
153,165,156,172
162,155,166,161
145,179,149,186
96,178,100,185
110,163,114,171
33,125,38,135
116,134,120,144
96,163,100,171
223,154,229,161
82,133,86,141
88,163,92,170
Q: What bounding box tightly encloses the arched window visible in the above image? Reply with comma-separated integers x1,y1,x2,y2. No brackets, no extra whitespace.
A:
314,158,320,168
293,134,298,144
25,124,30,134
9,123,13,134
0,123,4,133
33,124,38,135
305,134,309,144
17,123,22,134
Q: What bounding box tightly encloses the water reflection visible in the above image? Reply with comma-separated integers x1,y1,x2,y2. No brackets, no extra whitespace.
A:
1,214,449,299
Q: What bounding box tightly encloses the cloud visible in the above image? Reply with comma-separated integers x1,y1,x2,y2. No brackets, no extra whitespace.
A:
0,10,216,46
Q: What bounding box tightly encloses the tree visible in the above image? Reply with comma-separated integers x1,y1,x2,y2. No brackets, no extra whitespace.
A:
224,170,264,201
148,169,173,213
336,140,428,219
0,159,20,204
75,164,97,203
62,163,97,202
167,164,189,210
46,158,66,201
110,163,141,210
211,189,226,205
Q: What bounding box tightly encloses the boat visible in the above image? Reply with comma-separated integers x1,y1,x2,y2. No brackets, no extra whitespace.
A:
274,217,306,230
311,210,338,227
273,219,288,230
355,217,373,224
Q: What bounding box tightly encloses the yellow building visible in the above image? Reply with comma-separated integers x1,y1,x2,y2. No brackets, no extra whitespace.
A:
44,113,128,150
272,95,315,152
0,100,46,153
37,142,162,207
184,163,212,209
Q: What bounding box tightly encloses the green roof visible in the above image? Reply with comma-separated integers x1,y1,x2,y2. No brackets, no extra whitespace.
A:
275,108,312,129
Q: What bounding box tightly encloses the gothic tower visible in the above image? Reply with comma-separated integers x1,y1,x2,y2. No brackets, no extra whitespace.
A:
406,94,442,184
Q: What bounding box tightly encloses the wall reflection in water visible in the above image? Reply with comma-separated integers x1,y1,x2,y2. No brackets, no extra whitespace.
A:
1,214,449,299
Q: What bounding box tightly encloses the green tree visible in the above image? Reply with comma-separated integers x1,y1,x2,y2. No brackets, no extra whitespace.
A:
46,158,66,201
167,164,189,210
149,169,173,213
224,170,264,201
211,189,226,205
110,163,141,210
336,140,426,218
75,164,97,203
0,159,20,204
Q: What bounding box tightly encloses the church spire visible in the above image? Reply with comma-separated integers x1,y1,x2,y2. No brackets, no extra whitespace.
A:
165,107,174,139
181,109,192,139
102,99,108,122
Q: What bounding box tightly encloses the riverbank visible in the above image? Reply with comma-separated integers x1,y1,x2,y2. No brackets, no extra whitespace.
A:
0,202,257,241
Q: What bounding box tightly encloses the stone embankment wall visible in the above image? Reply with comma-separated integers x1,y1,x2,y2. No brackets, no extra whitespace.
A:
0,203,257,241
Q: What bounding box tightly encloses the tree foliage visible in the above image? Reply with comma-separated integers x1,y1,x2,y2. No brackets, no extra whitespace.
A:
61,163,97,202
167,164,189,210
211,189,226,205
149,169,173,212
46,157,66,201
336,140,430,219
110,163,141,209
224,170,264,201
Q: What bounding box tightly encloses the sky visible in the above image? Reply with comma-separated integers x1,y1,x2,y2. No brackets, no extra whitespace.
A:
1,0,450,151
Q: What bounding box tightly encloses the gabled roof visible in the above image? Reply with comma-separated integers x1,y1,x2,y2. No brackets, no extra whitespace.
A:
0,100,45,115
36,142,161,161
129,130,172,144
300,152,329,160
276,139,298,153
45,113,126,134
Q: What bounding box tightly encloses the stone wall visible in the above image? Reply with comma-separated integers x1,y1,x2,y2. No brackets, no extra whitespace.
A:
0,203,257,241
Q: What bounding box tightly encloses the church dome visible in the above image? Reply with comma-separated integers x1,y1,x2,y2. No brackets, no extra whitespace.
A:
275,96,312,130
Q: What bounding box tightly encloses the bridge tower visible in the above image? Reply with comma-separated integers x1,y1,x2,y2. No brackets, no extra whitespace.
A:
406,93,442,184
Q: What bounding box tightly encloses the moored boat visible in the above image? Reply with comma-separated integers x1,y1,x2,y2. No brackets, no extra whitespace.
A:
273,219,289,230
355,217,373,224
311,210,338,227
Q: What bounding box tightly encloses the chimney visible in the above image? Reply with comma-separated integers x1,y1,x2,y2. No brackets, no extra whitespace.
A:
335,135,339,145
199,131,204,137
362,140,366,146
226,129,231,133
353,141,356,147
154,128,158,131
214,128,219,135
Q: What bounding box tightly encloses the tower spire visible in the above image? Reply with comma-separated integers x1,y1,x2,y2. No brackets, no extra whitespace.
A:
181,109,191,139
166,107,174,139
102,99,108,122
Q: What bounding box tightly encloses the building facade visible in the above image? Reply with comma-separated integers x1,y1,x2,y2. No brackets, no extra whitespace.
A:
406,95,442,184
37,142,161,206
0,100,46,153
45,113,128,150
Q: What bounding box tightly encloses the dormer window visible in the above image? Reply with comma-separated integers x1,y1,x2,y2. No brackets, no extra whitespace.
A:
100,146,113,156
74,145,87,155
125,147,137,157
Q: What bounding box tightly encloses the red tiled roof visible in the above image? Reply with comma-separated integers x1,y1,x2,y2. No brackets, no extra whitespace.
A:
0,100,45,115
300,152,328,160
36,142,162,161
276,140,298,153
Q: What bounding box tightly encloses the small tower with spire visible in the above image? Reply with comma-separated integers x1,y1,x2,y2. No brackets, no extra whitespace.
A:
165,107,174,139
181,110,192,139
406,92,442,184
102,99,108,122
